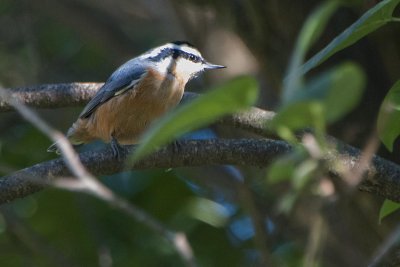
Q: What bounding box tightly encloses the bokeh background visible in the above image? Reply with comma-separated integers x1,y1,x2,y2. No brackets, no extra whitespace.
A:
0,0,400,266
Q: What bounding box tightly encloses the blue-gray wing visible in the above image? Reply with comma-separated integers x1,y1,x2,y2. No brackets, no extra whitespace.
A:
79,63,147,119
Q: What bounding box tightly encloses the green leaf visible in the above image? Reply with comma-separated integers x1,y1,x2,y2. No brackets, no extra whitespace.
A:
283,0,340,103
278,192,299,214
379,199,400,223
295,1,341,53
130,76,259,162
267,157,297,184
272,62,365,136
186,197,229,227
267,147,308,184
292,159,319,191
323,62,365,122
300,0,400,75
377,80,400,151
271,101,325,139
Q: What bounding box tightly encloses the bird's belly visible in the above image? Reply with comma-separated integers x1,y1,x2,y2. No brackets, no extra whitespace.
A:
90,73,184,144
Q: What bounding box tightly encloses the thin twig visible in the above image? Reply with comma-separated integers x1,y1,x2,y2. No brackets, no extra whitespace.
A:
368,225,400,267
0,88,198,267
340,131,381,188
303,215,326,267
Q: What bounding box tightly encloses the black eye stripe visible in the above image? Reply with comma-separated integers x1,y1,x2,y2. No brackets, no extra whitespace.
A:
149,48,201,63
173,49,201,63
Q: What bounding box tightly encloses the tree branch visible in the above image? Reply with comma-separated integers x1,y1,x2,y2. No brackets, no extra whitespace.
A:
0,83,277,137
0,83,101,111
0,85,198,267
1,83,400,204
0,139,291,203
1,137,400,204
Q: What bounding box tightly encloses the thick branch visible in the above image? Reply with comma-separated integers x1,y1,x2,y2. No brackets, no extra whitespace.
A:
2,138,400,204
0,83,276,136
1,83,400,203
0,83,102,111
0,139,291,203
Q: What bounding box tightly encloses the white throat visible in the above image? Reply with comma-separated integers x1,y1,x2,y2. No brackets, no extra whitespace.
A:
152,57,204,82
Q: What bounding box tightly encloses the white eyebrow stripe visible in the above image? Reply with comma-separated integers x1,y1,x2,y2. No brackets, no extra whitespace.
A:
178,45,201,56
140,43,202,60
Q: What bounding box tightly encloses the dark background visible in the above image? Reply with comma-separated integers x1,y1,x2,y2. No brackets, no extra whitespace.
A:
0,0,400,266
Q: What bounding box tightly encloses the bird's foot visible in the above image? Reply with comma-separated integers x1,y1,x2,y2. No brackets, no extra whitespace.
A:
111,137,124,160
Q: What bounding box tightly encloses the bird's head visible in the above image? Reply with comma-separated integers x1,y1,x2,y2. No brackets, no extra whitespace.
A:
142,41,225,82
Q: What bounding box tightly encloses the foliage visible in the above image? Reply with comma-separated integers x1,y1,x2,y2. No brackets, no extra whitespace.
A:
1,0,400,266
379,199,400,223
131,76,258,162
273,62,365,141
268,0,400,216
377,80,400,151
283,0,340,102
299,0,400,75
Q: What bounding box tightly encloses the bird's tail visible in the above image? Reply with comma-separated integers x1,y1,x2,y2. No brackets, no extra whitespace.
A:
47,126,84,154
47,142,61,154
47,139,84,154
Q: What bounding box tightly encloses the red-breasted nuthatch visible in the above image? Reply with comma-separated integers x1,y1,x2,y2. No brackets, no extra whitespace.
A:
47,41,225,157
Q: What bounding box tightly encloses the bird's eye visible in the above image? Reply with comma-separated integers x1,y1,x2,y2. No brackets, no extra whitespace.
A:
189,54,196,62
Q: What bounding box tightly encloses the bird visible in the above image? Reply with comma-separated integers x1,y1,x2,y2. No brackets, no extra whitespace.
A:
47,41,226,158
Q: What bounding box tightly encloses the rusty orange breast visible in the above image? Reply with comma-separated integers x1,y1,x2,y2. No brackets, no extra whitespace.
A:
69,68,186,145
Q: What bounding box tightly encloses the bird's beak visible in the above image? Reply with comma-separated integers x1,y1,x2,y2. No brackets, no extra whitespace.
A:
204,62,226,70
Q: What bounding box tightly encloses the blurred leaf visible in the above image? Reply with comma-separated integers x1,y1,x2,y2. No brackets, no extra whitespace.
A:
379,199,400,223
300,0,400,75
323,62,365,122
292,159,318,191
186,197,229,227
377,80,400,151
267,146,318,215
130,76,259,162
271,62,365,137
272,101,325,139
294,0,340,53
274,157,318,214
267,159,297,184
278,193,299,214
267,147,308,183
284,0,340,102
